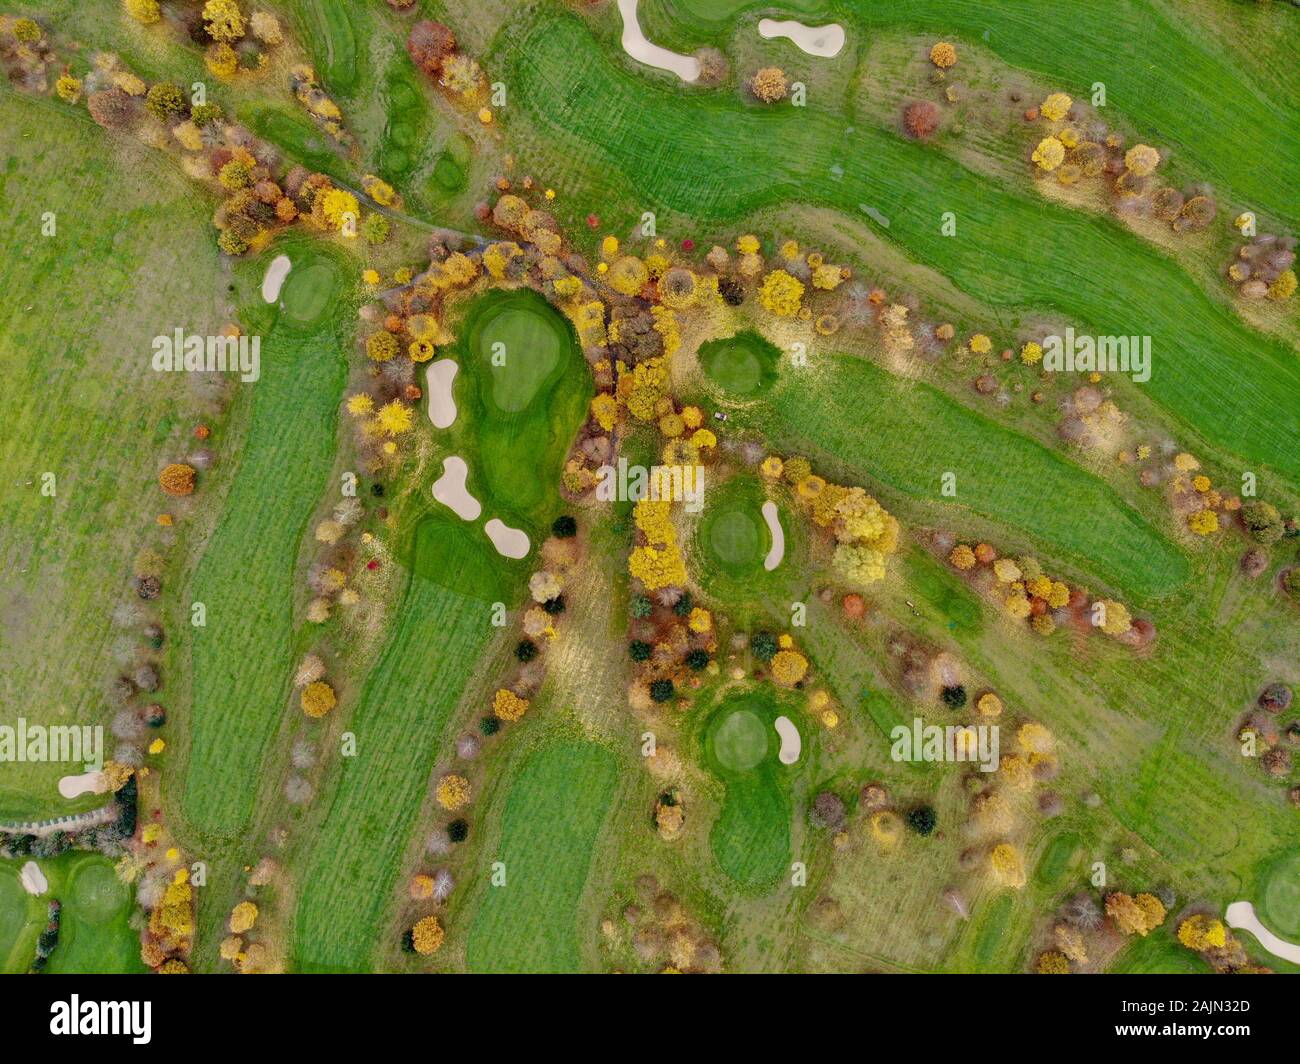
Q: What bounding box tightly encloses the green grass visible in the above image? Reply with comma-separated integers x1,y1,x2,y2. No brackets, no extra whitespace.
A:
1258,848,1300,941
765,355,1189,602
1110,929,1214,974
698,329,781,397
712,706,769,771
286,0,360,97
0,93,225,819
902,549,984,634
447,289,592,530
293,571,497,972
1034,831,1083,887
0,853,144,974
971,891,1016,969
502,15,1300,493
0,863,28,972
702,689,796,888
641,0,1299,231
690,473,797,610
466,741,618,973
178,241,350,843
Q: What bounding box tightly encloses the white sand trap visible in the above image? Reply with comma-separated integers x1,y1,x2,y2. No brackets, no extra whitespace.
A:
485,518,530,559
762,501,785,571
617,0,700,82
58,770,107,800
261,254,292,303
20,861,48,896
1225,901,1300,964
432,456,481,521
425,359,459,429
758,18,846,58
775,716,802,765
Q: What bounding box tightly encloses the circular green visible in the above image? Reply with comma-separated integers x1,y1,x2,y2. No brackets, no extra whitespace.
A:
698,330,780,397
1259,848,1300,940
279,258,341,328
709,509,763,570
473,303,564,413
69,859,128,926
712,708,769,772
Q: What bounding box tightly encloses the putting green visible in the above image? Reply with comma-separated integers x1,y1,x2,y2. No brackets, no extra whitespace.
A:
279,256,342,329
712,708,769,772
704,690,793,888
471,294,566,414
453,289,592,525
709,509,764,571
1259,849,1300,940
698,331,780,398
68,860,128,925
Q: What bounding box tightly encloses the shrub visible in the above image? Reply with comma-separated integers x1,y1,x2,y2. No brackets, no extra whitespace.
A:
906,805,937,836
649,679,675,703
551,515,578,538
628,641,652,662
750,631,778,662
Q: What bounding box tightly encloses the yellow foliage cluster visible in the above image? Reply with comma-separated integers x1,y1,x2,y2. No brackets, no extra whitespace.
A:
493,688,529,722
435,774,470,811
1177,914,1227,952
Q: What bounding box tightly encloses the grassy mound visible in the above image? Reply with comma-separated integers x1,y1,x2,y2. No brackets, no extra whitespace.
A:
698,330,781,398
467,741,618,973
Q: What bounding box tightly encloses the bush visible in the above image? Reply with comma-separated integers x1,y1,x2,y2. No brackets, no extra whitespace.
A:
685,649,709,671
551,515,577,538
1241,501,1284,544
145,82,186,121
630,595,653,619
447,818,469,842
750,631,778,662
515,640,538,663
542,595,566,615
649,679,675,703
478,716,501,736
940,684,967,709
906,805,937,836
628,640,652,662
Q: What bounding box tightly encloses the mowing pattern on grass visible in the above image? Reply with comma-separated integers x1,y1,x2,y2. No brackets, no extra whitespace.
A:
466,741,619,973
179,245,348,842
1259,848,1300,941
703,690,796,888
503,16,1300,487
293,573,495,972
0,96,224,819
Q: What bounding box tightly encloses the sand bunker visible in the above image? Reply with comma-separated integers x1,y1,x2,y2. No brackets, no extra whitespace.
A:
775,716,802,764
432,456,482,521
58,771,107,800
20,861,48,896
762,501,785,571
617,0,700,82
261,254,292,303
1225,901,1300,964
425,359,459,429
485,518,530,559
758,18,846,58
